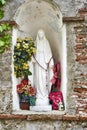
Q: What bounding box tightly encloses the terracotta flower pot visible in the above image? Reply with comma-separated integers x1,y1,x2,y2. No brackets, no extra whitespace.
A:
20,102,29,110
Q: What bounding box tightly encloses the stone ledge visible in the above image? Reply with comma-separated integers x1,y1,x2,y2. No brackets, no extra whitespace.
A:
0,114,87,121
27,114,63,121
63,115,79,121
0,114,27,120
0,20,17,26
0,17,85,27
63,17,84,22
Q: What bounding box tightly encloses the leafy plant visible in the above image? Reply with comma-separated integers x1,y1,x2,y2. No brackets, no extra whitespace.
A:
0,0,12,54
0,24,12,53
0,0,6,19
0,0,6,5
0,9,4,19
0,23,11,32
14,37,36,78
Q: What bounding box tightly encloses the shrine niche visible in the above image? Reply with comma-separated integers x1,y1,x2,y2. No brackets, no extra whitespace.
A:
12,0,67,112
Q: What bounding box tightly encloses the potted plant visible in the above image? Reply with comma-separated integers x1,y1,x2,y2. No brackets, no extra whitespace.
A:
17,79,36,110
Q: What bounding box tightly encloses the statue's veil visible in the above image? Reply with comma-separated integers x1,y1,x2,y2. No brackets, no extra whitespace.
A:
36,29,52,63
36,29,46,42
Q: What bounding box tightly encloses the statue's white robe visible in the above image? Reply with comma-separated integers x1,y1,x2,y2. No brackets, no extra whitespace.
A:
34,31,54,106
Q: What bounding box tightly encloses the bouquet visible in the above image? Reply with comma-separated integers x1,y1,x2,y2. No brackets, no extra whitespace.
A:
17,79,36,105
14,37,36,78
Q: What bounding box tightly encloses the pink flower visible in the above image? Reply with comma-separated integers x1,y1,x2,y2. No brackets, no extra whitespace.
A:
49,91,63,110
50,63,61,88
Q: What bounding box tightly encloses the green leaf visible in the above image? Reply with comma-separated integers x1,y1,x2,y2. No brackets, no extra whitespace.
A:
1,23,7,30
2,24,10,30
6,24,11,30
0,47,5,53
0,9,4,19
0,24,11,32
3,34,11,41
0,0,6,5
0,40,5,47
0,25,3,32
5,42,10,48
28,70,32,75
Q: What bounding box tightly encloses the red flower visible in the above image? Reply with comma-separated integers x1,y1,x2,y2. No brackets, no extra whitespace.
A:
17,83,24,93
16,79,36,97
21,79,28,85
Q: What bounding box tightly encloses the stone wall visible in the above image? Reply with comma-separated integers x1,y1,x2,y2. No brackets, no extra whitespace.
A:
3,0,87,20
0,51,12,114
0,120,87,130
0,115,87,130
73,9,87,115
0,0,87,129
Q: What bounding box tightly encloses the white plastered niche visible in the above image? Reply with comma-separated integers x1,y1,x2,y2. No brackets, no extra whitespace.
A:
12,0,67,113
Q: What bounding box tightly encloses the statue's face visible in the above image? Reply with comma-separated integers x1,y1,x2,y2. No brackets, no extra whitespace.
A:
38,30,45,39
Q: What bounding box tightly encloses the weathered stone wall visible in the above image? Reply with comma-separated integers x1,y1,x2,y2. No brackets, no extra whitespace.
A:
62,9,87,115
73,9,87,115
0,0,87,129
0,119,87,130
0,51,12,114
66,8,87,115
3,0,87,20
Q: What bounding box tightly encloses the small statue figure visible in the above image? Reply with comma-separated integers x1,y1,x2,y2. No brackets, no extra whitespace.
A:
58,101,64,111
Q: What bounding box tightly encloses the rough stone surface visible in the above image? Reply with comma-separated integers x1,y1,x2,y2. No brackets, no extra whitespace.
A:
0,120,86,130
0,50,12,114
2,0,87,20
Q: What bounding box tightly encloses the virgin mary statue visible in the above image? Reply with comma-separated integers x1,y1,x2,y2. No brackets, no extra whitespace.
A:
34,29,54,106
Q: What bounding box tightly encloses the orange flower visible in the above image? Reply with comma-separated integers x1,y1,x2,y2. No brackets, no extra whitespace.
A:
28,86,36,96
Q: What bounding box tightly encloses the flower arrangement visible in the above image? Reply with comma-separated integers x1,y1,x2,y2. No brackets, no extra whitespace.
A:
14,37,36,109
17,79,36,108
14,37,36,78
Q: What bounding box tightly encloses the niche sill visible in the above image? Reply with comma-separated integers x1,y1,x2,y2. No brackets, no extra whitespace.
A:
12,110,66,115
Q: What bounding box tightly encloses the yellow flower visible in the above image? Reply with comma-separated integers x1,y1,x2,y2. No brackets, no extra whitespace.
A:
16,43,20,49
32,48,36,53
23,44,29,49
27,49,30,52
23,66,28,69
23,63,29,69
14,55,16,58
14,65,18,69
17,38,22,43
14,72,16,75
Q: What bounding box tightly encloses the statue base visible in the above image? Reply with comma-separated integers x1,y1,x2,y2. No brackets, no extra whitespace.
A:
30,105,52,112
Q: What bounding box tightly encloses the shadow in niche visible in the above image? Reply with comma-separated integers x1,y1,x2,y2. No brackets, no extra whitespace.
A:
12,0,67,112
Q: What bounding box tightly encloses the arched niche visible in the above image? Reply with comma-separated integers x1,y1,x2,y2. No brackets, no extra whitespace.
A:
12,0,67,112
